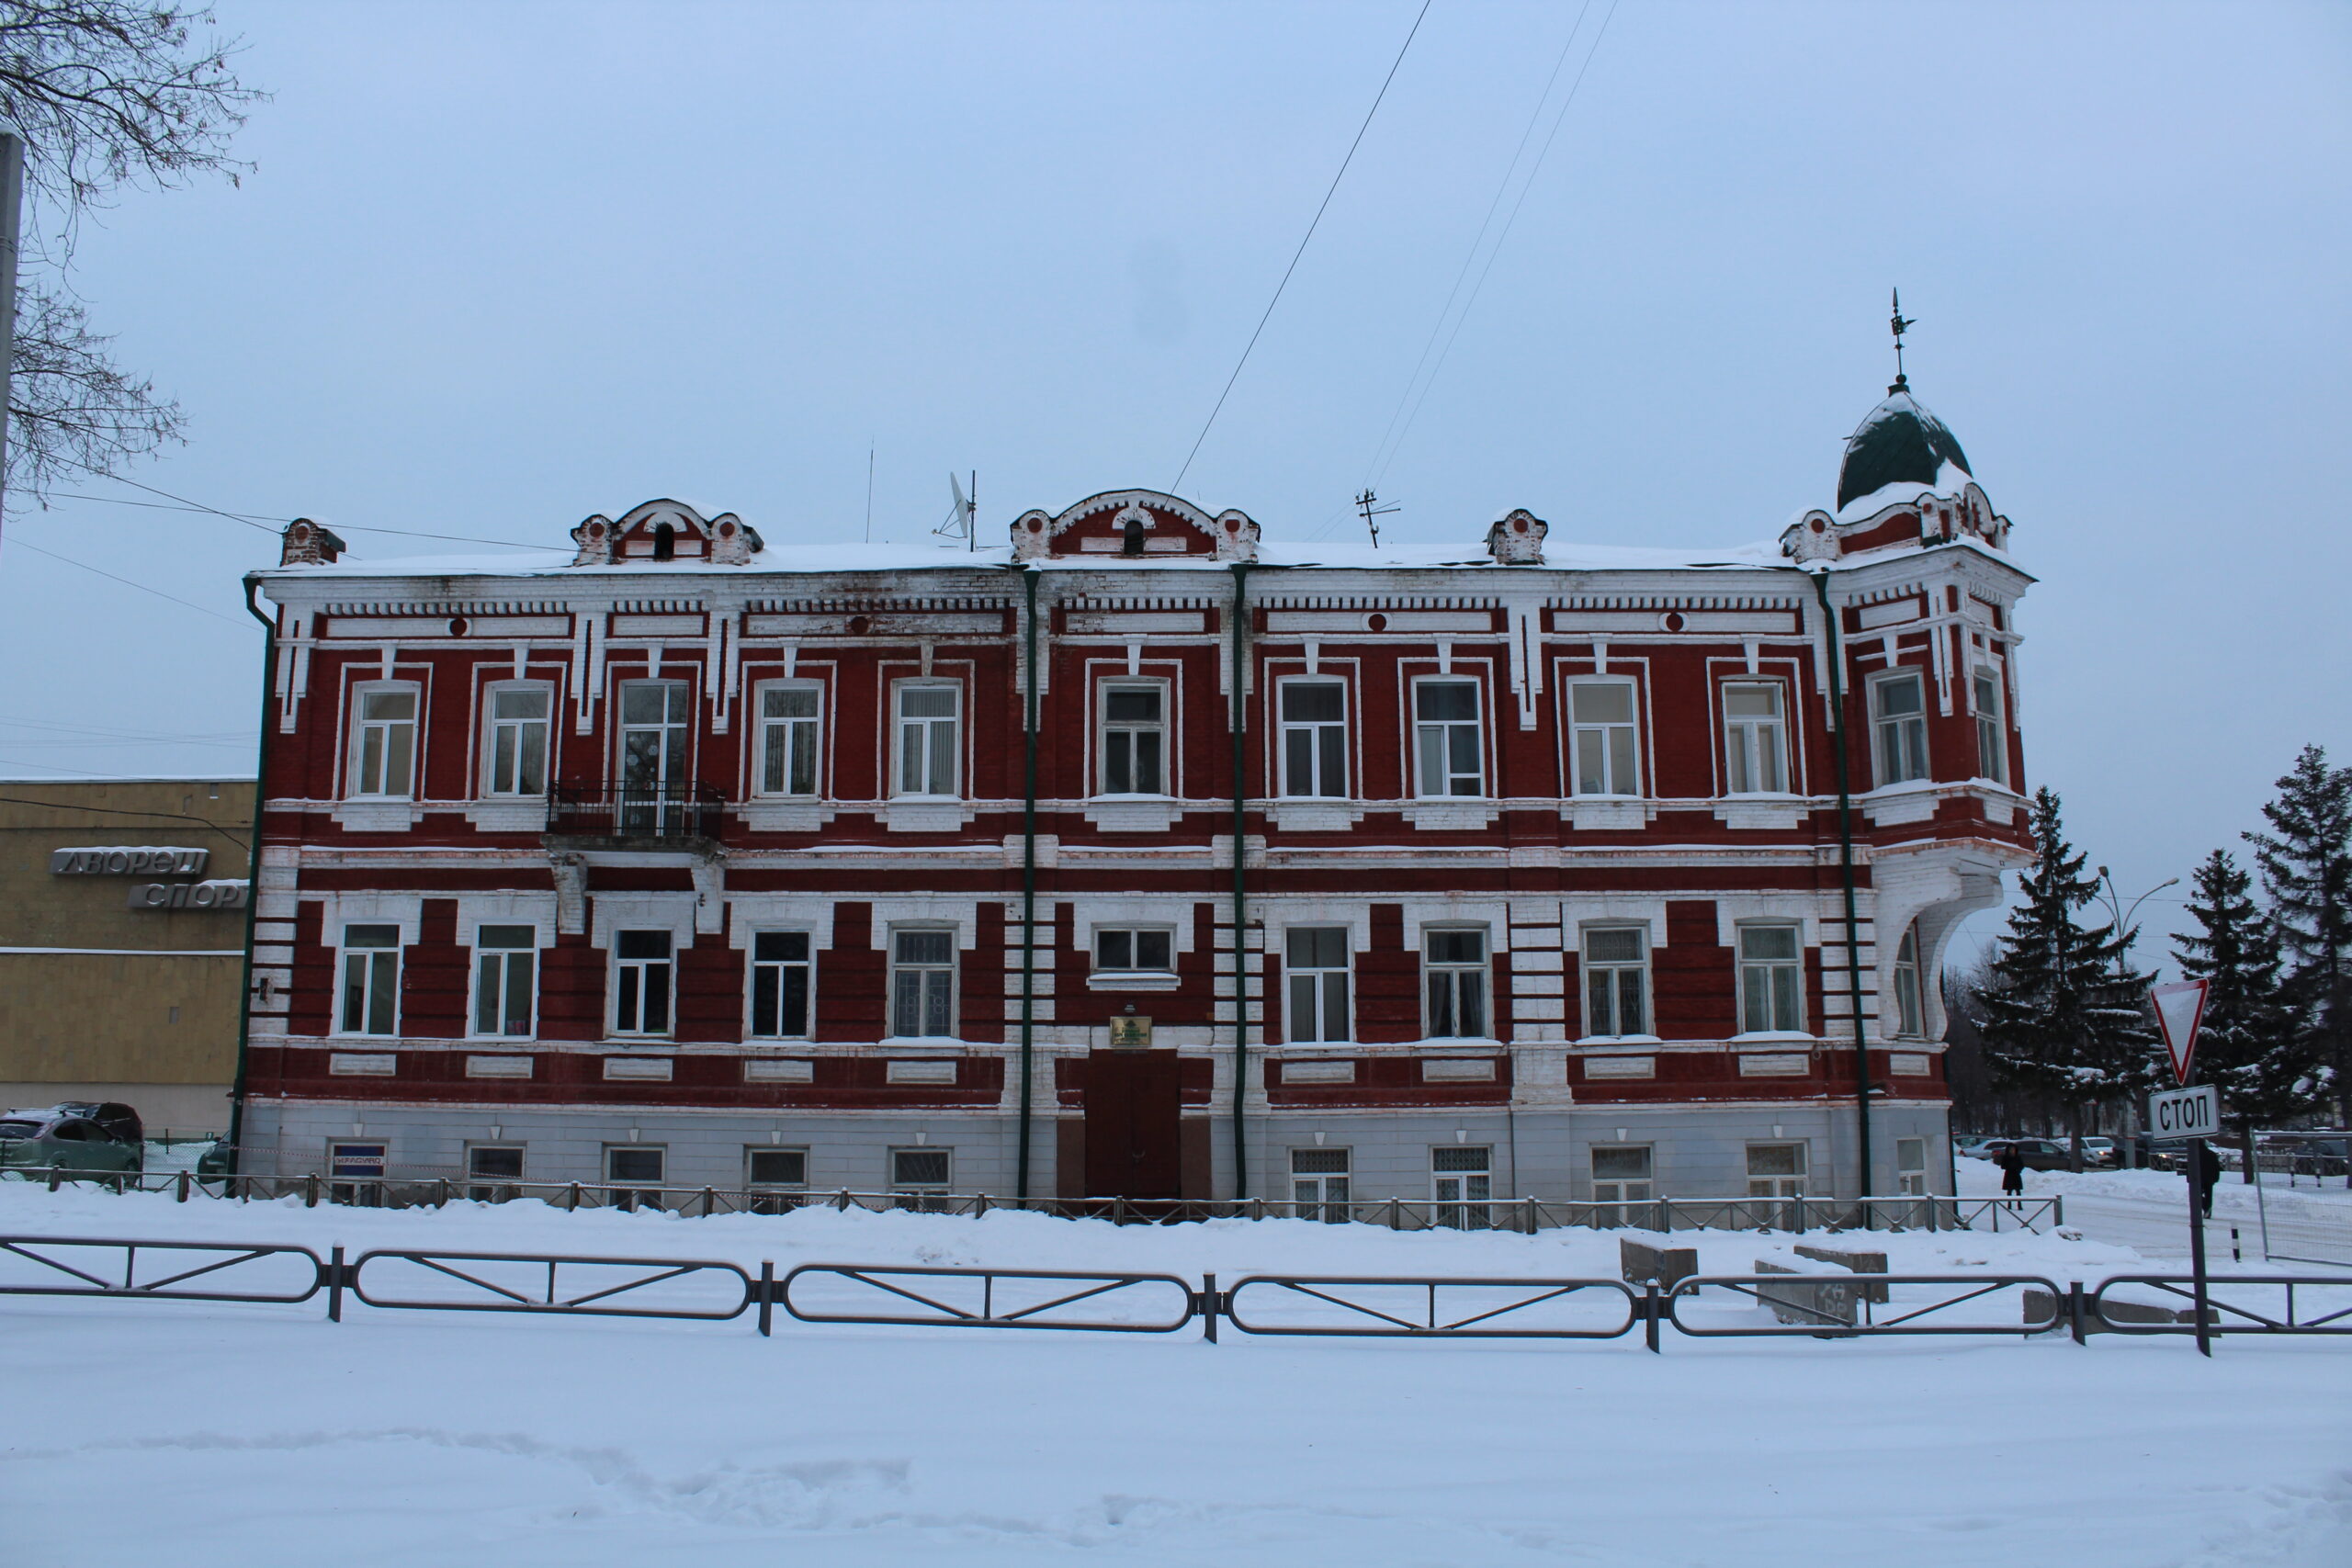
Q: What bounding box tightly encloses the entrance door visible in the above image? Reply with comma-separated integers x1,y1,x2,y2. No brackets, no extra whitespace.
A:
619,681,691,830
1082,1048,1182,1200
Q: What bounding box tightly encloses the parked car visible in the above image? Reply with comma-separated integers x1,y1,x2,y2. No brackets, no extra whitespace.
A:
1953,1135,2003,1159
195,1138,235,1178
2283,1138,2350,1181
50,1100,141,1145
0,1107,143,1174
2079,1136,2119,1168
1978,1137,2072,1171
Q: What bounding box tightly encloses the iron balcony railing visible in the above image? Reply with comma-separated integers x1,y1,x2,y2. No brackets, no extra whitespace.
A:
545,781,723,840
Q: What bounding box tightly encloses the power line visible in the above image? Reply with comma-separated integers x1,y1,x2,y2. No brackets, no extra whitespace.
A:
3,536,248,626
0,791,250,850
1366,0,1619,491
49,480,547,551
1170,0,1432,494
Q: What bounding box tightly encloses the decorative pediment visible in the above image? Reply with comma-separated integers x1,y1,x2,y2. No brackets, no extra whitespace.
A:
1780,481,2009,564
570,499,763,567
1010,490,1258,564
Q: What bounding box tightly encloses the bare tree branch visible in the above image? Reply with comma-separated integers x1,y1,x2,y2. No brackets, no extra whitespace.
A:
7,281,180,493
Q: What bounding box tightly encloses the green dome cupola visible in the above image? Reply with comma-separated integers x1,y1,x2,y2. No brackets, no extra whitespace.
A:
1836,382,1973,513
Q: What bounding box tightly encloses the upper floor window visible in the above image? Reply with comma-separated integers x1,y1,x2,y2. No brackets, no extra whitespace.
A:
613,930,673,1036
1890,923,1923,1039
1736,923,1804,1034
1284,926,1351,1043
1568,681,1639,796
1413,680,1484,797
1279,681,1348,797
1722,682,1787,794
339,923,401,1036
750,931,812,1039
1581,924,1649,1038
1423,928,1488,1037
757,683,821,797
1871,670,1929,785
1095,927,1174,973
1972,666,2006,784
473,924,536,1038
349,685,418,799
484,684,550,797
1101,684,1166,795
619,681,691,793
895,685,960,797
889,929,957,1037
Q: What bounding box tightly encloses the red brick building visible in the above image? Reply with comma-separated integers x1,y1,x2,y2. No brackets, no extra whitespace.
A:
237,380,2031,1208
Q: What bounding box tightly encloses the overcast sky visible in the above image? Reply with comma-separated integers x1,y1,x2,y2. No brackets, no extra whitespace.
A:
0,0,2344,968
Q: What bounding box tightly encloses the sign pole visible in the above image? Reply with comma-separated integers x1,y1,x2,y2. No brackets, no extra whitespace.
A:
2151,979,2214,1359
2187,1133,2211,1357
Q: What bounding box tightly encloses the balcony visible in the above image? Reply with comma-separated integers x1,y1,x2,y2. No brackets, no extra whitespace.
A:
546,782,724,843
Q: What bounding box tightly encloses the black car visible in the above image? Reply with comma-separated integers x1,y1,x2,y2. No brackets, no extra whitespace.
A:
52,1100,142,1145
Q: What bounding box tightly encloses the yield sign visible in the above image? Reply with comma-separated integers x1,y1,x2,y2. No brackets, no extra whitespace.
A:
2150,979,2211,1087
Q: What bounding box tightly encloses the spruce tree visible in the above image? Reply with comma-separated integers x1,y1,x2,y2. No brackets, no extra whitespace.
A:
2174,849,2308,1130
2245,745,2352,1124
1980,787,2161,1135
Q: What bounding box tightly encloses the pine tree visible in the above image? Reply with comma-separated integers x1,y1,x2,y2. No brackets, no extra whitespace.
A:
2174,849,2309,1129
1980,787,2162,1133
2245,745,2352,1124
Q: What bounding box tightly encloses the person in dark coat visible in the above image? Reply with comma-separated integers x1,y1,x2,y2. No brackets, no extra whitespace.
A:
1997,1142,2027,1196
2196,1141,2223,1219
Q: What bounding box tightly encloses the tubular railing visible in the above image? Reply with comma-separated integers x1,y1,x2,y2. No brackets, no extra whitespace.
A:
2087,1275,2352,1337
0,1168,2066,1235
778,1264,1199,1333
348,1249,754,1321
1222,1275,1639,1339
1665,1272,2066,1337
0,1233,323,1303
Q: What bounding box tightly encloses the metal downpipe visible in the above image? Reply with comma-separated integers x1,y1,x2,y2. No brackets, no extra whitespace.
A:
1016,566,1040,1200
1810,568,1876,1201
1228,563,1251,1200
228,574,278,1175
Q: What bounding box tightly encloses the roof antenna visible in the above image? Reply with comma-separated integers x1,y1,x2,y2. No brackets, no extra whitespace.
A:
936,470,977,550
1889,288,1915,393
1353,487,1398,548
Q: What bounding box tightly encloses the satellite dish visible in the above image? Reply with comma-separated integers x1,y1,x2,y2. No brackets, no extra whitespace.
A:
934,471,978,550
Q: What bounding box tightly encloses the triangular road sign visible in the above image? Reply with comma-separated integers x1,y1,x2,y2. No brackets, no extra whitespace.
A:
2150,979,2210,1087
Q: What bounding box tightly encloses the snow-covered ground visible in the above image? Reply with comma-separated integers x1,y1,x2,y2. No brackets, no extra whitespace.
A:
2,1182,2348,1566
1958,1155,2352,1264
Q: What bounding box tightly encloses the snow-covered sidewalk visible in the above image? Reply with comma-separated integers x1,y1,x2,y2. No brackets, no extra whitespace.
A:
2,1183,2349,1566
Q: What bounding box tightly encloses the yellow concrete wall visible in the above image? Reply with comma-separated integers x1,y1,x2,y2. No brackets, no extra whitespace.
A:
0,779,254,1091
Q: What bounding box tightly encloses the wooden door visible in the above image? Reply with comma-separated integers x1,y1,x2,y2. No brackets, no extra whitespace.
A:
1082,1048,1182,1199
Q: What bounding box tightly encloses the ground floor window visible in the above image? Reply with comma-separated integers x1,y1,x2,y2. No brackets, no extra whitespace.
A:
329,1140,386,1205
467,1144,525,1201
890,1146,953,1211
1746,1142,1806,1198
748,1147,808,1188
1590,1145,1653,1205
1291,1147,1351,1222
605,1145,666,1210
1895,1136,1928,1196
1430,1145,1491,1228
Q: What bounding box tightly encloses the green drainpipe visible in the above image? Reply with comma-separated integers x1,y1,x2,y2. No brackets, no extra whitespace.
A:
1016,566,1040,1200
1228,563,1251,1200
228,574,278,1174
1809,567,1875,1202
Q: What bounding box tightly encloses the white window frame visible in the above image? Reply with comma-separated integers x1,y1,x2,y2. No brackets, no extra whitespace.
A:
1430,1145,1492,1229
481,681,552,798
1566,678,1641,796
347,682,421,800
746,1146,810,1190
1870,668,1930,786
612,929,675,1037
888,927,959,1039
1098,680,1170,796
1411,677,1486,798
1276,677,1350,798
1093,926,1175,975
604,1144,667,1190
1590,1145,1655,1204
889,1146,953,1191
1580,924,1651,1039
1736,922,1805,1034
471,924,537,1039
1721,681,1789,795
754,680,824,798
1895,1136,1929,1197
748,930,814,1040
466,1144,526,1201
1284,926,1352,1043
893,682,962,798
337,923,402,1037
1746,1141,1807,1199
1971,664,2006,784
1291,1146,1351,1222
1422,927,1489,1039
1891,922,1923,1040
617,678,694,794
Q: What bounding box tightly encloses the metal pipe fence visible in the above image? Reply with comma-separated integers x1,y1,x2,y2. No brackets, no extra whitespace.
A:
4,1231,2347,1352
0,1168,2064,1235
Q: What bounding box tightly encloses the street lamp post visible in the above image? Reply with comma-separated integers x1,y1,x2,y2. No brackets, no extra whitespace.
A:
2094,867,2179,1169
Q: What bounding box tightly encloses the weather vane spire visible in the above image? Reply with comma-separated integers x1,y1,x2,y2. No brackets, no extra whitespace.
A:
1889,287,1915,392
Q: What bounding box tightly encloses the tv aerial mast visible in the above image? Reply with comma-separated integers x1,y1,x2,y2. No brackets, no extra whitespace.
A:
1353,488,1398,548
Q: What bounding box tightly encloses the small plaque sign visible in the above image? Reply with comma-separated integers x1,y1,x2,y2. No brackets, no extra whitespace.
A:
1107,1015,1152,1049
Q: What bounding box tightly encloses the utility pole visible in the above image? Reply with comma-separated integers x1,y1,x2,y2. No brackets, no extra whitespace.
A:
1353,488,1397,548
0,134,24,547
